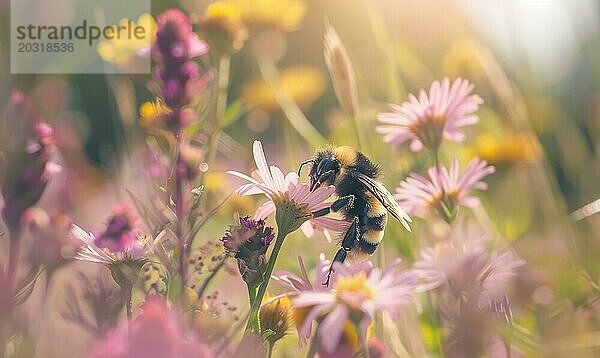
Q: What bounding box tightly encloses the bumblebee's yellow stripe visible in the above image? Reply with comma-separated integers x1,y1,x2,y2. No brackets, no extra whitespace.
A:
367,196,386,217
346,249,371,264
363,229,384,245
333,146,358,166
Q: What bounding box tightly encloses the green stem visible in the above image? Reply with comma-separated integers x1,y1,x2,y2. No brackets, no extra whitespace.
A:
174,145,187,300
432,148,440,169
126,291,133,323
245,230,289,333
267,342,274,358
426,293,444,355
354,320,370,358
122,280,133,336
247,284,257,307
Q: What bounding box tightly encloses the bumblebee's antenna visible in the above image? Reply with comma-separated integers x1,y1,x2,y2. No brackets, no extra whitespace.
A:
297,159,314,176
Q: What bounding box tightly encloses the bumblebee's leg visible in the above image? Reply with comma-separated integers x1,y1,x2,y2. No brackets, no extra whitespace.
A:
297,159,314,176
309,194,355,219
323,216,360,286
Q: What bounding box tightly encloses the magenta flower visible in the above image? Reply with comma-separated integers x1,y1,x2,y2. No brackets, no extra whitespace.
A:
152,9,210,130
376,78,482,151
94,204,142,254
292,260,416,352
396,158,495,221
90,297,213,358
70,205,151,265
222,216,275,288
228,140,348,239
152,10,209,63
0,92,60,232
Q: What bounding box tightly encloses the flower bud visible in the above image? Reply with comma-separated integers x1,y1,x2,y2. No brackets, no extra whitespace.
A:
1,92,58,232
26,208,81,271
260,294,292,346
221,216,274,288
140,261,170,296
324,24,359,118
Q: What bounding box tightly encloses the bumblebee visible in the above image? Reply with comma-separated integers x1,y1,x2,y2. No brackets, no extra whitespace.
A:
299,146,412,285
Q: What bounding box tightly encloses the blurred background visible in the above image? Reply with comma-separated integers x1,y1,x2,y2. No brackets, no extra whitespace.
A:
0,0,599,356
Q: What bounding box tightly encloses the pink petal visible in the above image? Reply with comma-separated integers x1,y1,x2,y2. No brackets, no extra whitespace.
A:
319,305,349,352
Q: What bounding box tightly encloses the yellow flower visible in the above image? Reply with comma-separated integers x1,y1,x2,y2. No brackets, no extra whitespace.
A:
334,320,375,352
200,1,248,54
473,132,543,165
139,99,171,127
242,66,326,113
227,0,307,32
97,14,156,69
260,293,292,345
441,38,486,82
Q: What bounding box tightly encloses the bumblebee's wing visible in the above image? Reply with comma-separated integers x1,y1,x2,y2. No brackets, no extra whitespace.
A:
353,172,412,232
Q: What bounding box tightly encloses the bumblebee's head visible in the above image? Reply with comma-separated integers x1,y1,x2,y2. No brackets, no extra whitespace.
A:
302,152,340,192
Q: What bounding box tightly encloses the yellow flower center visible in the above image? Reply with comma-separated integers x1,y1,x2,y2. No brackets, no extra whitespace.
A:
334,272,375,301
412,112,447,150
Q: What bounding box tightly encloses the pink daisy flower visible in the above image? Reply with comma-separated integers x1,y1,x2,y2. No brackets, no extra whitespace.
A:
413,232,525,321
228,140,348,240
270,255,333,344
292,260,416,353
376,78,483,151
395,158,495,220
412,233,490,294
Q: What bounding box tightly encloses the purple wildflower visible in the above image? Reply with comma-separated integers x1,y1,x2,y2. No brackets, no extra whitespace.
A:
70,206,152,266
152,9,209,130
94,204,142,254
222,216,275,288
0,92,60,232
